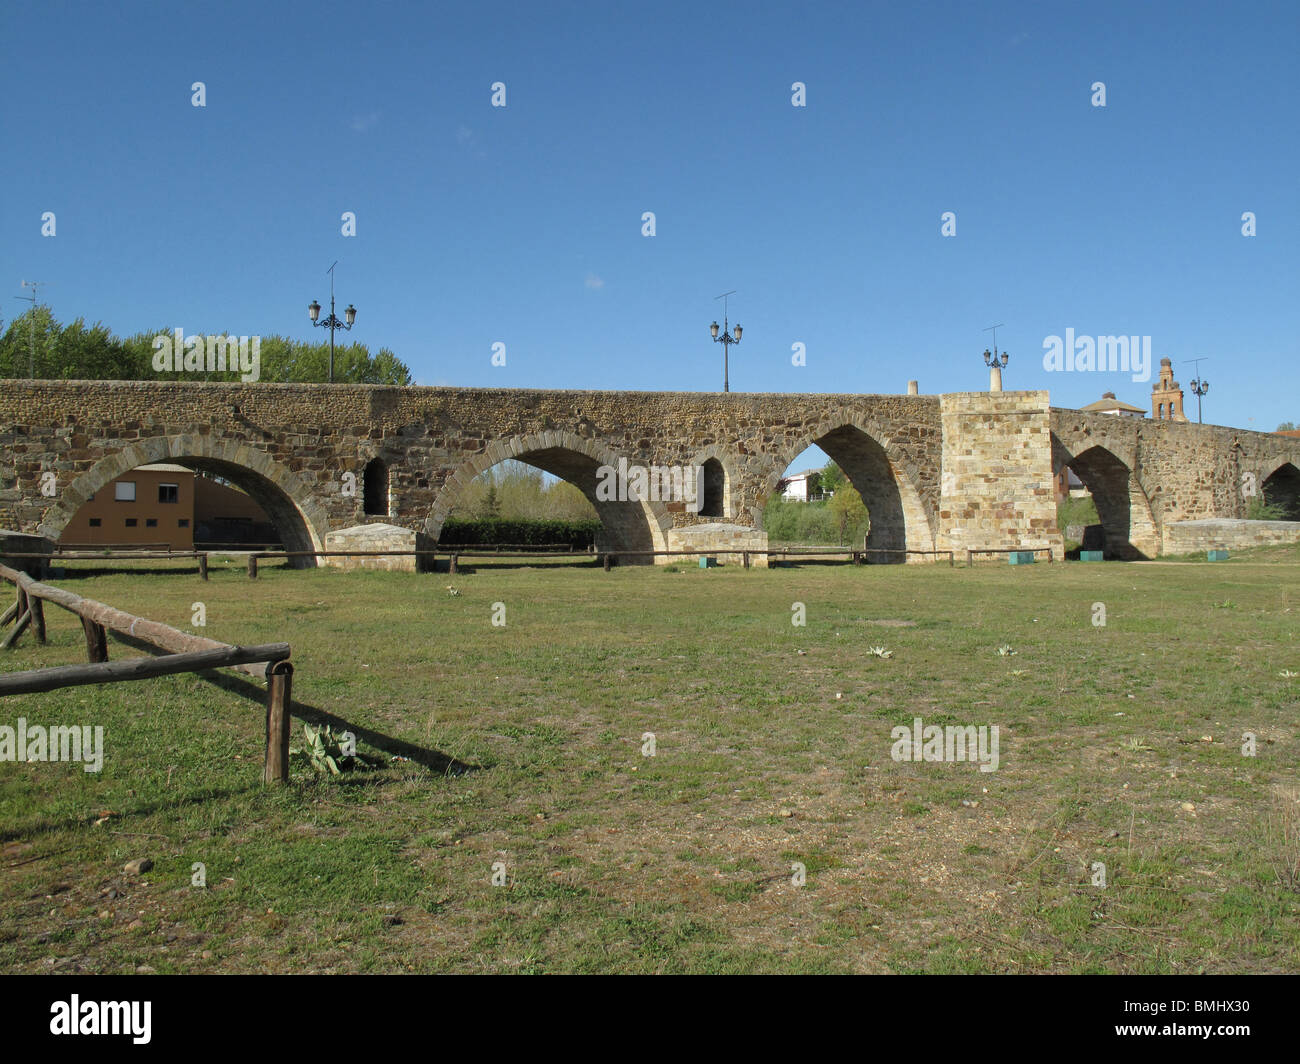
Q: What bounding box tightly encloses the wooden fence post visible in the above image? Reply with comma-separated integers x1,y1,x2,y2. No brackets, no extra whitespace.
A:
449,554,459,575
29,596,45,643
247,554,258,580
602,553,612,572
199,554,208,581
742,551,750,569
81,616,108,663
2,608,32,649
264,661,294,785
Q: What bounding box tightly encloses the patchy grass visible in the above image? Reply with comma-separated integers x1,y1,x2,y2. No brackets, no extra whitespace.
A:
1,545,1298,973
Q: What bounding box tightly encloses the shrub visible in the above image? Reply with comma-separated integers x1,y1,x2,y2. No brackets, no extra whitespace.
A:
439,517,602,548
1246,497,1286,521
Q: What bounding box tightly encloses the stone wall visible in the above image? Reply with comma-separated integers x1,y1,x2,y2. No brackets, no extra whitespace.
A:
322,522,435,572
2,379,1297,562
938,391,1063,557
1162,519,1300,554
664,523,769,567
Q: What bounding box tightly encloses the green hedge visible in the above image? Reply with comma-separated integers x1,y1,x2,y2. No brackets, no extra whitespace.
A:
438,518,602,548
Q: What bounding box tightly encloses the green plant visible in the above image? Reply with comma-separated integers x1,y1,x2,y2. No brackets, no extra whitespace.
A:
300,723,361,775
1246,497,1286,521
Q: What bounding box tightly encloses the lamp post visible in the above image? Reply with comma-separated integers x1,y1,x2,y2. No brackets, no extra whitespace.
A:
308,262,356,383
983,347,1009,392
710,291,742,392
1189,375,1209,424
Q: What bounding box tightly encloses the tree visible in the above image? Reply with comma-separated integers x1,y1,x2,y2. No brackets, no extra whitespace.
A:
828,482,869,546
1,308,415,385
0,306,61,378
1278,421,1297,432
821,461,845,495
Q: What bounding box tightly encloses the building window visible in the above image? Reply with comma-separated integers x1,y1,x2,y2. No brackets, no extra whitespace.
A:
159,483,179,504
178,519,190,528
146,518,158,528
125,518,138,527
115,481,137,502
89,518,101,528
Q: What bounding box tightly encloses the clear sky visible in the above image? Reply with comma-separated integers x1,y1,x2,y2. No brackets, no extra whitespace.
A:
3,0,1296,476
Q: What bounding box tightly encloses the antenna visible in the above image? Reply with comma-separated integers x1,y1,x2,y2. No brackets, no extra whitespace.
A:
714,289,737,322
14,280,49,378
983,322,1005,360
327,261,339,301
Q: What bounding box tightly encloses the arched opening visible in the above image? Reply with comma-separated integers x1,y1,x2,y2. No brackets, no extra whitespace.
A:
764,424,932,563
55,458,315,556
1262,462,1300,520
363,458,389,517
1052,440,1157,559
45,439,324,566
700,458,726,518
428,437,670,561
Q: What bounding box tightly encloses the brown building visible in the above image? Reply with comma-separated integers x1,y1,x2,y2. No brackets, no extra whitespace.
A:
59,464,195,549
1151,358,1187,421
58,465,274,550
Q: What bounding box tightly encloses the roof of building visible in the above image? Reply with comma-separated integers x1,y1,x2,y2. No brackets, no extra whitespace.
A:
1080,392,1146,414
782,469,823,481
1276,430,1300,438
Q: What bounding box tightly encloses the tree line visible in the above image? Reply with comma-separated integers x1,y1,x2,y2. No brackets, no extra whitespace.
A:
0,306,412,384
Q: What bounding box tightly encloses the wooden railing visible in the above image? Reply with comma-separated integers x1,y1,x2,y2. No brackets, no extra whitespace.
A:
0,562,294,784
3,542,1057,581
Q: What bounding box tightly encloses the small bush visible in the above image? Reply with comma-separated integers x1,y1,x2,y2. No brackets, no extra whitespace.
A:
1246,497,1286,521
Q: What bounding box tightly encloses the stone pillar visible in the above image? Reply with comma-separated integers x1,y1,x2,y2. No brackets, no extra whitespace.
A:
937,391,1063,557
989,366,1003,393
907,380,919,395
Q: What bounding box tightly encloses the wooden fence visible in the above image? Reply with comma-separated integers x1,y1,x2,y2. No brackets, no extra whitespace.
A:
0,562,294,784
2,541,1057,581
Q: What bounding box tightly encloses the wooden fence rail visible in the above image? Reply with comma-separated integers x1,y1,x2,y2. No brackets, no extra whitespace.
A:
0,561,294,784
4,542,1058,581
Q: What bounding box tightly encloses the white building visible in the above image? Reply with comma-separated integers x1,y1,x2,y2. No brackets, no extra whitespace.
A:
779,469,824,502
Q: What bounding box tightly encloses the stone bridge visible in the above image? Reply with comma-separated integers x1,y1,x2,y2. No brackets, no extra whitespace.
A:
2,380,1298,562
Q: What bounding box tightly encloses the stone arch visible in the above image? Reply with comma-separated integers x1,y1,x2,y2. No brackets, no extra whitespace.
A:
426,431,673,558
363,457,389,517
687,444,733,519
1051,435,1159,558
41,434,327,561
761,415,936,562
1260,460,1300,520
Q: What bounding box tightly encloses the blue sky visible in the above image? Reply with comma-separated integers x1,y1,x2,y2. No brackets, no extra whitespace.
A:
3,0,1297,476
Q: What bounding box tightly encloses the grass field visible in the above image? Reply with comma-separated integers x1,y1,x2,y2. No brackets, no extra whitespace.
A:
2,547,1298,974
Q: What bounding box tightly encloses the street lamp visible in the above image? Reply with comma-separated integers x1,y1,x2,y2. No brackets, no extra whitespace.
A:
308,261,356,383
1189,375,1209,424
710,314,742,392
983,347,1009,392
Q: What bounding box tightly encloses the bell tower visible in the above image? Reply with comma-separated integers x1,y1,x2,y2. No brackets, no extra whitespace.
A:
1151,358,1187,421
